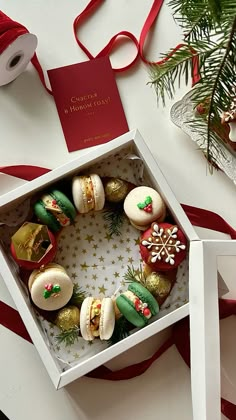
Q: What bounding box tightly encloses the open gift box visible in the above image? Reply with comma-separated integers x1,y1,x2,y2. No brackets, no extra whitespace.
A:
1,129,234,420
0,129,197,387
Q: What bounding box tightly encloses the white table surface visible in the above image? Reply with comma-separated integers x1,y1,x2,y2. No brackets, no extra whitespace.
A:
0,1,236,419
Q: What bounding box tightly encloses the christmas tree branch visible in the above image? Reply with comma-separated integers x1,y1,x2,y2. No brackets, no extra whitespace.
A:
149,0,236,165
149,42,219,105
205,16,236,162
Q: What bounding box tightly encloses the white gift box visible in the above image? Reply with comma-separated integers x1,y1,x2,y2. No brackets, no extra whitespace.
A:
190,241,236,420
0,129,232,419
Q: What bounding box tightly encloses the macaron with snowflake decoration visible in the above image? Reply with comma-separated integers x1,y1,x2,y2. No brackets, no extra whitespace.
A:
116,282,159,328
140,222,187,271
34,189,76,232
123,186,166,230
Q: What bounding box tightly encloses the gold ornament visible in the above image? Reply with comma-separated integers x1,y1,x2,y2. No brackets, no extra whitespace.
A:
55,305,80,331
145,273,172,299
104,178,129,202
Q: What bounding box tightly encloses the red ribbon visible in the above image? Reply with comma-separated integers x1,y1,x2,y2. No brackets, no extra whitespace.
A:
1,300,235,418
0,301,31,343
0,164,236,418
73,0,200,85
181,203,236,239
1,0,200,90
0,165,50,181
0,11,51,94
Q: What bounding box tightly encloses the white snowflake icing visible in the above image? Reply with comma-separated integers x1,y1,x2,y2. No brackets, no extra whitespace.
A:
141,224,186,265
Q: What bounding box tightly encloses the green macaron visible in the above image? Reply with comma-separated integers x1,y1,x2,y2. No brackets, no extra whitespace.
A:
116,282,159,328
34,189,77,232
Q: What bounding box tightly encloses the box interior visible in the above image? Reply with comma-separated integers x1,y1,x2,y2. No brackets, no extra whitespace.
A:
0,136,192,386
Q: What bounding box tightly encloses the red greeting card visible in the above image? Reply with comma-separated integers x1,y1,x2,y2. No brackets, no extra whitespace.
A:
47,57,129,152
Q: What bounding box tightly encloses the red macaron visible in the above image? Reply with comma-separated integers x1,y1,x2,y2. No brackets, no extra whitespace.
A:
140,222,187,271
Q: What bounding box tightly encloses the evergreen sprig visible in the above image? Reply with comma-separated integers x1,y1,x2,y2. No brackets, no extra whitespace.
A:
149,0,236,166
69,283,87,307
55,327,80,347
108,316,130,346
123,264,146,285
103,202,125,236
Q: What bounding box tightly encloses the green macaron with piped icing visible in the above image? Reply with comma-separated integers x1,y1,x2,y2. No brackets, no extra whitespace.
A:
34,189,76,232
116,282,159,328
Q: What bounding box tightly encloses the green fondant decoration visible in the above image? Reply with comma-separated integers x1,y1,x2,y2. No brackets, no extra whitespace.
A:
43,284,61,299
53,284,61,293
43,290,51,299
145,196,152,205
137,196,153,210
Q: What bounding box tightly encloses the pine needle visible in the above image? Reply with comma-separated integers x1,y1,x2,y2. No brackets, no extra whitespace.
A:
108,316,130,346
69,283,87,307
103,203,125,236
55,327,80,347
149,0,236,166
123,264,146,286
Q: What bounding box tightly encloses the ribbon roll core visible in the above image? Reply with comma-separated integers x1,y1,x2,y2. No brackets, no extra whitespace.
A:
0,32,37,86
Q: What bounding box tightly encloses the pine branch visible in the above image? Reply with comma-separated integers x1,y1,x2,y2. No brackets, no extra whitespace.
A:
69,283,87,307
108,316,130,346
183,11,210,41
149,41,221,105
206,17,236,163
123,264,146,285
55,327,80,347
103,203,124,236
190,16,236,164
149,0,236,165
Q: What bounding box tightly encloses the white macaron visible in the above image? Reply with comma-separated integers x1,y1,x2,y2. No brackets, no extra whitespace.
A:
28,263,74,311
80,296,115,341
123,186,166,230
72,174,105,213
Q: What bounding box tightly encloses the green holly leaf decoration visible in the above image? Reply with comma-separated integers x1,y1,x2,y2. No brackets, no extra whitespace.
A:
53,285,61,293
137,196,152,209
145,196,152,205
43,290,51,299
137,202,146,209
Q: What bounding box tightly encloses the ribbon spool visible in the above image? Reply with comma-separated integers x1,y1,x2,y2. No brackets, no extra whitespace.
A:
0,11,38,86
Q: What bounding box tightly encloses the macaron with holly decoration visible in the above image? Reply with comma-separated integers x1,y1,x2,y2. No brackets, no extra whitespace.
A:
34,189,76,232
116,282,159,328
123,186,166,230
140,222,187,271
28,263,74,311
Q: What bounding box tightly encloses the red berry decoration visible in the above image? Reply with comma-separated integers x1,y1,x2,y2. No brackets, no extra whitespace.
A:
135,298,141,310
62,218,70,225
144,203,152,213
137,196,153,213
143,308,151,317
